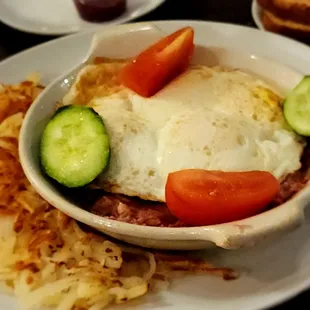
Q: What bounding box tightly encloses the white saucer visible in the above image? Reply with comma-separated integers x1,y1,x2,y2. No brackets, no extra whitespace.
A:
0,0,167,35
252,0,264,30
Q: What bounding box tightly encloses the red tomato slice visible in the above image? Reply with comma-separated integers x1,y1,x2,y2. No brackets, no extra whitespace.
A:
165,169,280,226
119,26,194,97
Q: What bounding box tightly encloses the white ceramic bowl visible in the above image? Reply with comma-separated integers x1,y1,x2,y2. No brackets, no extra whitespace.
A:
19,22,310,250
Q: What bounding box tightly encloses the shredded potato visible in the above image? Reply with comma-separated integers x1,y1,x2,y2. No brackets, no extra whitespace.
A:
0,78,237,310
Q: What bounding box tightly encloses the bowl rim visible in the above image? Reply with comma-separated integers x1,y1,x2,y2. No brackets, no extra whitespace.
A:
19,20,310,249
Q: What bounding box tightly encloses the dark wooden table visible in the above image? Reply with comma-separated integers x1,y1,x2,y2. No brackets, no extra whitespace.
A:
0,0,309,308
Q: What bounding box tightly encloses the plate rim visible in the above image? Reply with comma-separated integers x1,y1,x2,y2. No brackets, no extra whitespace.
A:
0,0,167,36
1,19,310,310
252,0,265,31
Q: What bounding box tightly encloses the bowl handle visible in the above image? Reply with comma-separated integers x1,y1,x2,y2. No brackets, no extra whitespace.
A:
84,22,164,63
196,200,305,249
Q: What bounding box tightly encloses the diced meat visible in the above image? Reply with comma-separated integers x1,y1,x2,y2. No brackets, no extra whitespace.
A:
271,140,310,207
90,194,186,227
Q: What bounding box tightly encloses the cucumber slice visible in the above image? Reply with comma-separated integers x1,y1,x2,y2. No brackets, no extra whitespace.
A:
40,105,110,188
283,75,310,136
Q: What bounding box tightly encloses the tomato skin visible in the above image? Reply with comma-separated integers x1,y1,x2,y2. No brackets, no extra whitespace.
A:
119,27,194,97
165,169,280,226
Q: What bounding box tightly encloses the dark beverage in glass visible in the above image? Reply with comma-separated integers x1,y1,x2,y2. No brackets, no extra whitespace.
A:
73,0,127,22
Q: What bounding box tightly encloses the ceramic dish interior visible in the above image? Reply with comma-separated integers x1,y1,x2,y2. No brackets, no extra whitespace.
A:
19,22,310,251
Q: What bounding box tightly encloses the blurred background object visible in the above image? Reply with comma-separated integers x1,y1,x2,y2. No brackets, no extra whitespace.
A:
73,0,127,22
0,0,166,36
0,0,254,61
257,0,310,43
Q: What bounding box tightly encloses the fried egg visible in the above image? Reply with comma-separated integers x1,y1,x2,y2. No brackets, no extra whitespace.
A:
62,61,305,202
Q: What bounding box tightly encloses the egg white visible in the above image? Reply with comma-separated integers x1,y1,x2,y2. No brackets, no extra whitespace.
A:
63,63,304,202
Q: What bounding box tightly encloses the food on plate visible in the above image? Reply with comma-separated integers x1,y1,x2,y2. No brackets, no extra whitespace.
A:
257,0,310,41
41,27,309,227
0,78,236,310
283,75,310,136
257,0,310,25
41,105,110,187
165,170,280,226
73,0,127,22
120,26,194,97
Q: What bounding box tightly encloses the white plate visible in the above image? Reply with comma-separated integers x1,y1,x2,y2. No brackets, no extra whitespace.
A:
2,20,310,310
252,0,265,30
0,0,167,35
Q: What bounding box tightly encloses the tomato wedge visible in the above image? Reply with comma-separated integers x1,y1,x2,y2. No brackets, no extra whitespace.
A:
165,169,280,226
119,26,194,97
